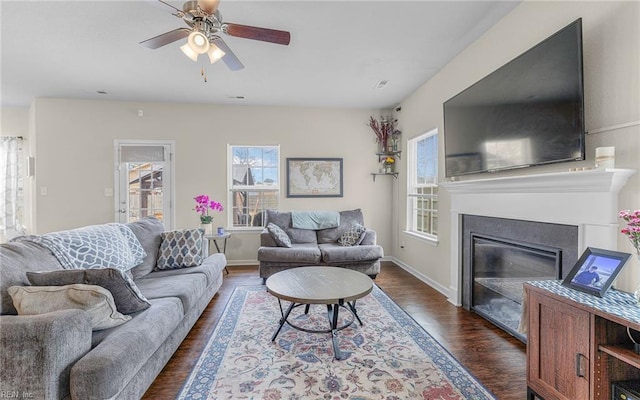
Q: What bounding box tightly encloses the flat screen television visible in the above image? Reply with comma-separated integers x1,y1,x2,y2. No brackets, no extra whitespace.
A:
443,18,585,177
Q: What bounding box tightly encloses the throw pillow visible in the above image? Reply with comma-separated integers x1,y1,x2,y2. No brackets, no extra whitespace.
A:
156,229,204,270
26,268,151,315
317,209,365,244
14,223,147,272
8,284,131,330
338,223,367,246
267,223,292,248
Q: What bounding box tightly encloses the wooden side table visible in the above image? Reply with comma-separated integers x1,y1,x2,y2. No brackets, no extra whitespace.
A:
205,233,231,274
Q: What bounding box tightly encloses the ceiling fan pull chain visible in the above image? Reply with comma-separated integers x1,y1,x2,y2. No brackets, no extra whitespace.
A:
201,64,207,83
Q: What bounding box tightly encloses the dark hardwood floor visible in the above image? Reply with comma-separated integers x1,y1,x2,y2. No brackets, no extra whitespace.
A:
143,262,527,399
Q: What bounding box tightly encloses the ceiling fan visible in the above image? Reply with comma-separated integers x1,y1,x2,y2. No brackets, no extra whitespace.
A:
140,0,291,72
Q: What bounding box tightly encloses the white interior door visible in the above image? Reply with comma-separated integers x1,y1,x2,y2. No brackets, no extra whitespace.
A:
115,141,174,228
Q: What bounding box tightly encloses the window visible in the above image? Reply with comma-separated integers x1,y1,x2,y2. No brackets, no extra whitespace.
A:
407,129,438,239
0,137,25,241
229,145,279,229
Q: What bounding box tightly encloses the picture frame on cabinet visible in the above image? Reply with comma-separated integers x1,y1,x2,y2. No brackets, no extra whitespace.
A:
561,247,631,297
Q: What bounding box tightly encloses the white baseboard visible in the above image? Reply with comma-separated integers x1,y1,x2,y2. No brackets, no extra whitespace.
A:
226,259,259,266
387,256,453,302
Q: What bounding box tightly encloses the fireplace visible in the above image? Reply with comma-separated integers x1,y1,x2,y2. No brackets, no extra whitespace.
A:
443,169,634,341
471,233,561,341
461,215,578,341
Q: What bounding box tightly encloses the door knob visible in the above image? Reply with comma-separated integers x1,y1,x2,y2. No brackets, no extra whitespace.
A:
119,209,126,213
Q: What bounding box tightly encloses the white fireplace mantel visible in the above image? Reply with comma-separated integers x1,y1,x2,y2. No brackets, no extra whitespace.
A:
442,168,636,194
442,168,636,306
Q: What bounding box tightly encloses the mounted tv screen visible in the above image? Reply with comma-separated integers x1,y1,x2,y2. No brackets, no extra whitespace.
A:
444,19,585,177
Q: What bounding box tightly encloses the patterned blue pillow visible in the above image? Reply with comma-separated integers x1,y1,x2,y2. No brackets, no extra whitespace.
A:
338,223,367,246
15,223,147,272
267,223,292,248
156,229,204,270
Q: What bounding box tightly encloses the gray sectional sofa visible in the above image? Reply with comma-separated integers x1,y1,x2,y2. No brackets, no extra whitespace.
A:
0,217,226,400
257,209,383,281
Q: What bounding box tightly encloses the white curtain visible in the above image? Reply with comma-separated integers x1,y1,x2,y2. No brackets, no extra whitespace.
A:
0,137,24,241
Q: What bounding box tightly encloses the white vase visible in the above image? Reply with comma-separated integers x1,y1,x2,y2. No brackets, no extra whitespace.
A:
200,223,213,235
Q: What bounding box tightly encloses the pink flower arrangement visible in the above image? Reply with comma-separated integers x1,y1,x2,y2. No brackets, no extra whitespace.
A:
619,209,640,255
194,194,223,224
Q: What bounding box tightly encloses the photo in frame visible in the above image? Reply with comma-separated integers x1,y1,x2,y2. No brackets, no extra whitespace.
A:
561,247,631,297
286,158,343,198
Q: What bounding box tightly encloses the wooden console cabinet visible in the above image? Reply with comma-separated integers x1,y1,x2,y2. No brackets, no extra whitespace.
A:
525,281,640,400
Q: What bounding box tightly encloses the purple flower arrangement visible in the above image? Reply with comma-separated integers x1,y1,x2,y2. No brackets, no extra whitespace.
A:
194,194,223,224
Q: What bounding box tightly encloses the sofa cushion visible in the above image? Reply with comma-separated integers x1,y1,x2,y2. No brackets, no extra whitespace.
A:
318,243,384,264
257,243,322,264
127,217,165,279
265,210,291,230
317,209,365,244
267,223,292,247
0,241,62,315
139,253,226,287
286,228,318,244
135,272,207,312
8,284,131,330
26,268,151,314
156,229,204,270
338,223,367,246
72,297,183,399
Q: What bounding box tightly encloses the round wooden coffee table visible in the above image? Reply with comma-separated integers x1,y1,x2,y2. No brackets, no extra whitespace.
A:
265,266,373,360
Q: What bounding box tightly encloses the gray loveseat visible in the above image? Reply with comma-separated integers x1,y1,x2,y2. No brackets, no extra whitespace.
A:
257,209,383,281
0,217,226,400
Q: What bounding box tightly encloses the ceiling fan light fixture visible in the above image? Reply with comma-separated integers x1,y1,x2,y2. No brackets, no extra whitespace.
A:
188,31,210,54
207,43,225,64
180,43,199,62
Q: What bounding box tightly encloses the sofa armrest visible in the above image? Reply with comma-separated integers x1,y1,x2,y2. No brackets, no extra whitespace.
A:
360,229,377,245
260,229,278,247
0,309,92,399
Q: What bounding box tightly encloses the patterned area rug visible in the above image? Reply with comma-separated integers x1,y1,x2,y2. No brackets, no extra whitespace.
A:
178,285,496,400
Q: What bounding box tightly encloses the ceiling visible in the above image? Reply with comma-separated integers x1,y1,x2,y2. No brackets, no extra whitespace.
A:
0,0,521,109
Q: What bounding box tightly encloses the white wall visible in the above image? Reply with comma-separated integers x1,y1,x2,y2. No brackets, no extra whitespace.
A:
395,0,640,293
1,108,29,135
4,1,638,289
27,99,393,263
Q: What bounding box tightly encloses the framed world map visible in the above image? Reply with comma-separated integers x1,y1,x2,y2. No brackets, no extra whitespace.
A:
286,158,343,198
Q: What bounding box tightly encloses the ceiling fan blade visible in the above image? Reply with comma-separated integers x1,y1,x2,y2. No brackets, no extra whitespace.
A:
211,37,244,71
140,28,191,49
156,0,183,14
223,23,291,46
198,0,220,14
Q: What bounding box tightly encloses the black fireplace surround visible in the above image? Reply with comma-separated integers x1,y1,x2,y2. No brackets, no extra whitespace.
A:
461,215,579,342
